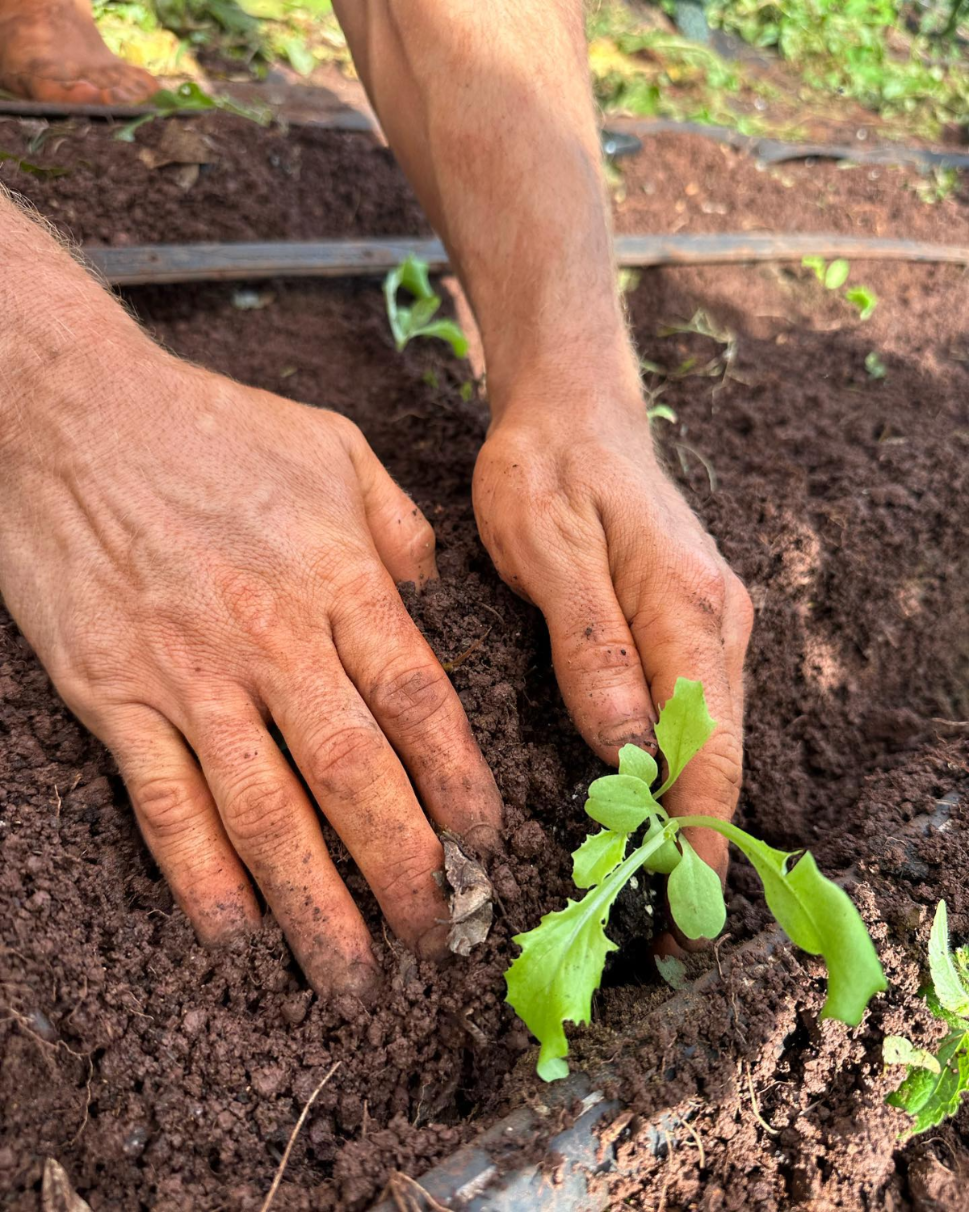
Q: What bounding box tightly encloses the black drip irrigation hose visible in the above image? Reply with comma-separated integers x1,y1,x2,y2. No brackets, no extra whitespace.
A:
367,790,962,1212
81,233,969,287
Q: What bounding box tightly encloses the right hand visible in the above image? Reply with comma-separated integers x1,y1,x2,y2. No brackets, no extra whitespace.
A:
0,347,502,997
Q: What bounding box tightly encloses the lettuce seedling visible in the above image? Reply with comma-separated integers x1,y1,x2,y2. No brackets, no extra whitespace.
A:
504,678,886,1081
884,900,969,1137
383,255,469,358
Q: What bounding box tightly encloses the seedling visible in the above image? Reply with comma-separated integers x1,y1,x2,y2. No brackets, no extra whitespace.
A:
884,900,969,1138
504,678,886,1081
115,82,271,141
383,255,469,358
865,351,888,380
801,257,878,322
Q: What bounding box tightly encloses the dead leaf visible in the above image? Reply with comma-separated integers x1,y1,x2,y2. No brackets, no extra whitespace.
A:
42,1159,91,1212
171,163,200,192
137,123,214,170
441,833,493,956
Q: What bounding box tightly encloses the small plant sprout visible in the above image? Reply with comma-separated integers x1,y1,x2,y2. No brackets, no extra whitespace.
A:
846,285,878,321
801,257,878,321
865,351,888,380
504,679,886,1082
384,255,469,358
116,82,271,142
884,900,969,1138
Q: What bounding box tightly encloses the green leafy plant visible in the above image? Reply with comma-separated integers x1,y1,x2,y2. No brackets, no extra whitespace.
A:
383,255,469,358
846,285,879,321
885,900,969,1137
801,257,878,322
865,351,887,379
116,81,271,141
505,679,886,1081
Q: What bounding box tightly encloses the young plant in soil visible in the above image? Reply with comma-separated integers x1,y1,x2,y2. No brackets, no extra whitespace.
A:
884,900,969,1137
384,255,469,357
505,679,887,1081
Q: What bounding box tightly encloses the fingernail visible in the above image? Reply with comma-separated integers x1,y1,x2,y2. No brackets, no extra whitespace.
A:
597,723,658,754
339,959,382,1002
461,820,503,858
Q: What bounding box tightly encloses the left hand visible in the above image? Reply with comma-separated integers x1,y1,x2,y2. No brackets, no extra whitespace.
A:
473,398,753,877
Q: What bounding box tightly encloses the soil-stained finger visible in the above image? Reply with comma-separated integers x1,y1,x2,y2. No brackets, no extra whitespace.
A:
258,651,453,960
104,705,262,945
329,572,503,855
185,694,381,998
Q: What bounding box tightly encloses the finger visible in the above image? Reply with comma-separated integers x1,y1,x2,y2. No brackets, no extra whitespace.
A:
631,573,747,879
105,705,261,945
525,541,657,765
187,695,381,997
260,648,453,960
351,440,438,587
330,572,503,855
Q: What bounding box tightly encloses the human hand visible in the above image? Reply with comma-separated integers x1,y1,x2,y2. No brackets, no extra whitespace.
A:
0,348,502,997
473,397,753,878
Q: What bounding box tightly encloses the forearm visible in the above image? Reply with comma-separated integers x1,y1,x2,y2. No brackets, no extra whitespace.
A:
0,189,158,465
335,0,640,417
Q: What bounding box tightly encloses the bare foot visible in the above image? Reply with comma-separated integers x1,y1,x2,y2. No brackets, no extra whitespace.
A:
0,0,156,104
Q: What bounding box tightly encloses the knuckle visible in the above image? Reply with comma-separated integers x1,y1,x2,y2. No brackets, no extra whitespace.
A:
304,722,382,800
685,556,727,621
404,516,436,567
135,778,199,839
369,660,452,735
224,779,293,848
701,728,745,796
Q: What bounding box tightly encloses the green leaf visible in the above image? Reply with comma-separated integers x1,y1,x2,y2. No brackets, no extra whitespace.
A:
647,403,678,425
887,1026,969,1138
585,773,662,832
618,743,658,785
675,815,887,1025
572,830,628,889
655,954,687,989
801,254,827,282
883,1035,941,1074
928,901,969,1017
640,816,682,874
667,837,727,940
654,678,716,796
824,258,851,289
845,285,878,320
505,827,673,1081
410,318,469,358
408,295,442,329
397,254,435,300
865,351,887,379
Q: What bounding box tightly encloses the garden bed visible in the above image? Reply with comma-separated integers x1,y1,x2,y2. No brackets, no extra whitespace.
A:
1,116,968,1210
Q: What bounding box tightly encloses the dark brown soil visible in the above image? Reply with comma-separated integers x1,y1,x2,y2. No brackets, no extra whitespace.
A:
1,115,968,1211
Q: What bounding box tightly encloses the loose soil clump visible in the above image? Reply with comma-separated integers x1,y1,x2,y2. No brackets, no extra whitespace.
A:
1,117,967,1210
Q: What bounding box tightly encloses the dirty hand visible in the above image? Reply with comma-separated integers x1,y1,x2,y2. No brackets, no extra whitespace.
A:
0,348,502,996
473,397,753,877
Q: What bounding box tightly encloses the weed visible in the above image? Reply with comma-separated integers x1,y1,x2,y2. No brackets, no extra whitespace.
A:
505,679,886,1081
115,81,271,140
384,256,469,358
884,900,969,1137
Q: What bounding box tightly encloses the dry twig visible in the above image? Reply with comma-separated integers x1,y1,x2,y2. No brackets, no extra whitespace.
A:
259,1061,341,1212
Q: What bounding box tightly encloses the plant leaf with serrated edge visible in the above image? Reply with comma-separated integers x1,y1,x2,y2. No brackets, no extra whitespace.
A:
675,815,886,1024
883,1035,941,1074
668,837,726,940
655,678,716,796
505,828,672,1081
572,829,628,889
585,773,662,833
887,1026,969,1138
618,743,658,785
928,901,969,1017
